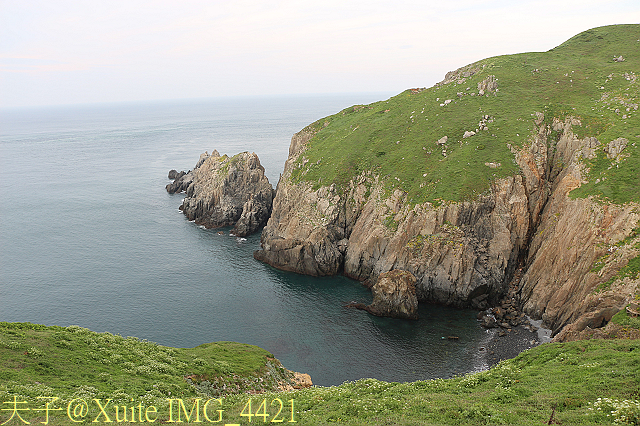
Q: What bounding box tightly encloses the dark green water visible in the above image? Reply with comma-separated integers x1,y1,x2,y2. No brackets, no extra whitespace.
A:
0,94,491,386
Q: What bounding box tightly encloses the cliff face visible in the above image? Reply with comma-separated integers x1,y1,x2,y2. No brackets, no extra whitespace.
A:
255,115,640,337
167,150,274,237
515,117,640,337
255,128,532,309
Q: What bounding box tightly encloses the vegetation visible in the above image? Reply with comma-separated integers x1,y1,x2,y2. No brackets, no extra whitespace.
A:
290,24,640,206
592,222,640,293
4,25,640,426
2,322,639,425
611,304,640,330
0,322,295,424
222,339,640,425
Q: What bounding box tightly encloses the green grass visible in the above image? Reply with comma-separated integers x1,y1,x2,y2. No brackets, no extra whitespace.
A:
0,322,295,424
2,323,639,425
290,24,640,206
4,25,640,426
221,339,640,425
591,222,640,293
594,250,640,293
611,306,640,330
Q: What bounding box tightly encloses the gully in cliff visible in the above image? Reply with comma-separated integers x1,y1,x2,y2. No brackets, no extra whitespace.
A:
166,150,275,237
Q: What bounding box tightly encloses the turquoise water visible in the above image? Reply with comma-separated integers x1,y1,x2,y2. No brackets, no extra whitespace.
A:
0,94,491,386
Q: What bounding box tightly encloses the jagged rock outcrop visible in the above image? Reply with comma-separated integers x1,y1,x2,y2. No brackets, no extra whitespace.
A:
166,152,212,194
605,137,629,162
168,169,185,180
477,75,498,96
166,150,274,237
347,270,419,319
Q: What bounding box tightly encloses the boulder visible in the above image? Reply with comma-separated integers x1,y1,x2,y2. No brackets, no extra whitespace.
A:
367,270,419,319
480,313,498,328
168,169,183,180
166,171,193,194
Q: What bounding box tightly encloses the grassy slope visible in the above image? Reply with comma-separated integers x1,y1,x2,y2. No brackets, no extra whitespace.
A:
271,338,640,425
291,24,640,206
0,322,294,413
2,323,639,425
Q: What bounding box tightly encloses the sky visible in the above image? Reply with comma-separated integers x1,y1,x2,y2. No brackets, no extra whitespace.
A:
0,0,638,108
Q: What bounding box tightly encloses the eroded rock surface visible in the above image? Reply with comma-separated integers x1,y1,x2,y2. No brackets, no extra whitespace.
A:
167,150,274,237
368,270,419,319
255,128,531,308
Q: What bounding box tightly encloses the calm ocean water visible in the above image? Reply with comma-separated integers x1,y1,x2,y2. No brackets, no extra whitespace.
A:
0,94,492,386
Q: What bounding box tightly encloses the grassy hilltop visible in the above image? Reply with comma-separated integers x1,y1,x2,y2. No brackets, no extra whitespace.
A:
291,24,639,206
0,322,297,407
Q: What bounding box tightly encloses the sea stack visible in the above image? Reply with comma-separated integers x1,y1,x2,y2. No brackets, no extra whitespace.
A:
167,150,274,237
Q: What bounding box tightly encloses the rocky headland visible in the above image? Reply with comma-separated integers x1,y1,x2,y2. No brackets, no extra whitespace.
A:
252,25,640,341
169,25,640,343
166,150,274,237
253,104,639,342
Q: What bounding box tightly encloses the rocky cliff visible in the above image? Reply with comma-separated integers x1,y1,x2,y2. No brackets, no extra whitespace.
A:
256,111,639,339
255,126,532,309
167,150,274,237
255,25,640,339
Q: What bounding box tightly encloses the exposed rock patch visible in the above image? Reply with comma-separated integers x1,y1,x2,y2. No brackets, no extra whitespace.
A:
604,137,629,162
437,63,485,86
279,371,313,391
477,75,498,95
167,151,274,237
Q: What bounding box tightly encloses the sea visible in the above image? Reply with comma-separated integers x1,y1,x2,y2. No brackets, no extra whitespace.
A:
0,94,495,386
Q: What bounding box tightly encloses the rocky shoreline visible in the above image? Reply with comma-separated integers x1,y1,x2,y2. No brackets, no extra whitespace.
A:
167,81,639,344
480,317,552,368
475,265,553,366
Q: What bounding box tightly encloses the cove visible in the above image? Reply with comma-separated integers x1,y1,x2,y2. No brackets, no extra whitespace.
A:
0,94,491,386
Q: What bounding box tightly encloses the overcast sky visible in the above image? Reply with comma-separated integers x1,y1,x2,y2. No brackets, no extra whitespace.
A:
1,0,638,108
